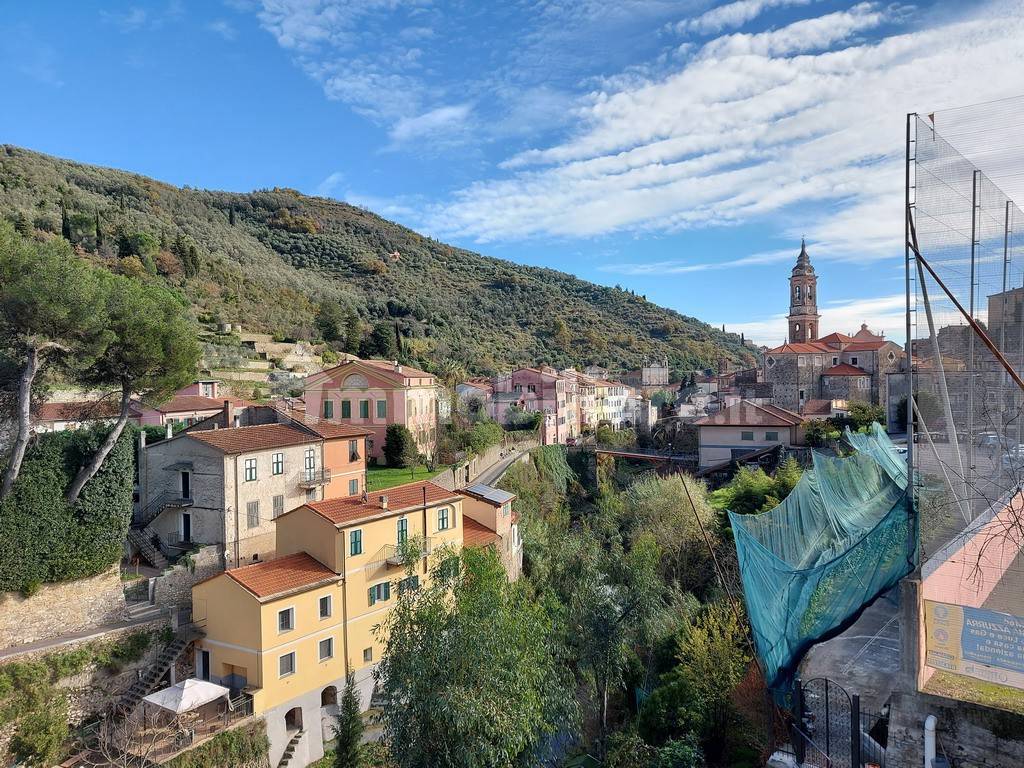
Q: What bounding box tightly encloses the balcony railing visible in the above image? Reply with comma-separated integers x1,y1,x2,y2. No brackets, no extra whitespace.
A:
373,537,435,568
297,467,332,488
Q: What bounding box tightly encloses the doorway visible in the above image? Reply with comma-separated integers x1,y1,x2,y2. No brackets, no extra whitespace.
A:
285,706,303,733
181,512,192,544
197,649,210,681
180,470,191,500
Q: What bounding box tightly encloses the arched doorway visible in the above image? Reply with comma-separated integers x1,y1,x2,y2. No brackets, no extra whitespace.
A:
321,685,339,743
285,706,303,734
321,686,338,707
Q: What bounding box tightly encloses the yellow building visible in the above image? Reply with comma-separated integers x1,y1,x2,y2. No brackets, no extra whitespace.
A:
191,480,467,767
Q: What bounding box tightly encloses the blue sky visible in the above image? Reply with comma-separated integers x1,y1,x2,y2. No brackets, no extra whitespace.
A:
3,0,1023,345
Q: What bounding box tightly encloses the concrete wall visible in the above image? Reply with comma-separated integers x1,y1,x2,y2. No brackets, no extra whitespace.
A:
0,564,125,649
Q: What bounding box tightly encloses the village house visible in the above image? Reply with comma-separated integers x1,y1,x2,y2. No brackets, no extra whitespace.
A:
619,357,671,391
693,399,804,468
763,243,905,413
137,380,254,427
594,379,633,428
191,478,516,766
138,406,369,568
303,358,442,462
34,398,143,433
490,366,580,444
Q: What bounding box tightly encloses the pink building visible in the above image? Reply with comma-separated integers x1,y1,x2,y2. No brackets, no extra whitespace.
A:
137,380,253,427
303,359,440,461
489,366,579,445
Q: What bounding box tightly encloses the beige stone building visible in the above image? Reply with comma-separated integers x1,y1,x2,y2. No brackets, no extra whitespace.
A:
693,400,804,468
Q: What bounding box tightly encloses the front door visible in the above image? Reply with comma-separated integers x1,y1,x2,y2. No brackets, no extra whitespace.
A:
197,649,210,681
181,512,192,543
180,471,191,499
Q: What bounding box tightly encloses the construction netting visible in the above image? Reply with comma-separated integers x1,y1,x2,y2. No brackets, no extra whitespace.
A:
729,426,914,691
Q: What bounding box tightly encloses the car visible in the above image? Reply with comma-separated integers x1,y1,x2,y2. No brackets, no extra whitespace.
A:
978,432,1001,449
894,445,908,457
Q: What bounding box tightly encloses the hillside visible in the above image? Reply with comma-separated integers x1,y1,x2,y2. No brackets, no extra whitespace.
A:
0,145,755,378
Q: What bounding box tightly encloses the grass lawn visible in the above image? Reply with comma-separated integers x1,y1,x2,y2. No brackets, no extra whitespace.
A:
925,670,1024,715
366,464,448,492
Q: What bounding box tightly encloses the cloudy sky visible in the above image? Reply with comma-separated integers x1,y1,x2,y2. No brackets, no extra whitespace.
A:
3,0,1024,345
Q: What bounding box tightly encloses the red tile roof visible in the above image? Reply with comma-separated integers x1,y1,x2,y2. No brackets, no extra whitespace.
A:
154,395,252,414
694,400,803,427
801,399,834,416
844,340,891,352
765,342,831,354
188,423,320,454
463,517,500,548
822,363,869,377
37,400,141,422
815,332,856,345
362,359,436,379
300,420,373,439
226,552,338,599
300,481,461,527
310,359,436,389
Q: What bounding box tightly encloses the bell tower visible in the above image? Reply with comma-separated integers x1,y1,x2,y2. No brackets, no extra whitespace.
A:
787,239,820,342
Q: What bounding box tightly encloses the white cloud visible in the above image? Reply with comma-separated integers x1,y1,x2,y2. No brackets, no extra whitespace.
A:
314,171,345,198
725,293,907,346
427,1,1024,252
599,247,795,274
207,19,238,41
388,103,472,145
676,0,816,35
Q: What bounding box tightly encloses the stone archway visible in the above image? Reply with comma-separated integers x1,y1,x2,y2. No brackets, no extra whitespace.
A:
285,706,303,734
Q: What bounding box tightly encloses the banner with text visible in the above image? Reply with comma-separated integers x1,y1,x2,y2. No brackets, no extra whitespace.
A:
924,600,1024,690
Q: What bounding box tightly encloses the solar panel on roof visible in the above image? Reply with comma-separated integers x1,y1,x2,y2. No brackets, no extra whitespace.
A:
465,484,515,504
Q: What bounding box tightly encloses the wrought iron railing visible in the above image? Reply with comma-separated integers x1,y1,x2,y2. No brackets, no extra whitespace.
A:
297,467,331,487
135,490,194,528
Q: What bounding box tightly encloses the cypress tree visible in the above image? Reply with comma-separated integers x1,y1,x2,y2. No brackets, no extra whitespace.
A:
228,206,235,226
60,201,71,241
332,676,363,768
95,211,103,247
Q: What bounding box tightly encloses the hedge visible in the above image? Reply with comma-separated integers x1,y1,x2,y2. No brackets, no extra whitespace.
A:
0,425,134,593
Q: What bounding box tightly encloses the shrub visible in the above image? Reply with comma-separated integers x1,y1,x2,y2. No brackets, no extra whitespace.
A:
9,699,69,767
383,424,418,468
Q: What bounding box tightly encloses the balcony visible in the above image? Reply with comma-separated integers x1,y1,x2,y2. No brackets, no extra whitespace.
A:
297,467,332,488
374,537,435,568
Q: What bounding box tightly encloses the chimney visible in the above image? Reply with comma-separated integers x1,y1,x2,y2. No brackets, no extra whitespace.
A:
165,422,173,439
223,399,233,427
379,494,388,510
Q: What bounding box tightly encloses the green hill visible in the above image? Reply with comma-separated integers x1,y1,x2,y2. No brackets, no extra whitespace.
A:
0,144,755,377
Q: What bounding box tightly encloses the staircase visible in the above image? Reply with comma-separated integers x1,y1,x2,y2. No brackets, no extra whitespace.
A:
116,632,189,715
277,729,304,768
127,527,169,570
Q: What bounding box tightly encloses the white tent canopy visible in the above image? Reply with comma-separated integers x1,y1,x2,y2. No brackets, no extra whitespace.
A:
143,679,230,714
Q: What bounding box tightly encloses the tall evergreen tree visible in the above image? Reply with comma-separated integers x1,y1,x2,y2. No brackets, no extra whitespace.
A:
95,211,103,248
228,206,236,226
60,200,71,241
332,676,363,768
344,312,361,355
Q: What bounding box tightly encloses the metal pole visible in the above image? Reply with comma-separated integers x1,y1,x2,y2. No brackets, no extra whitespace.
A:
793,678,806,764
851,694,862,768
968,169,980,493
905,113,916,505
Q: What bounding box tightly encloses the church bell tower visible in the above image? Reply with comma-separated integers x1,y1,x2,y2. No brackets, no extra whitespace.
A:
787,239,820,342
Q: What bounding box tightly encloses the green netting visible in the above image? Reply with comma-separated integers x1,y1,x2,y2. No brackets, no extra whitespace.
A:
844,423,908,487
729,425,915,692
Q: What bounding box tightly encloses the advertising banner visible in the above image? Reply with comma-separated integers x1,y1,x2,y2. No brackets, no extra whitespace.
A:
924,599,1024,689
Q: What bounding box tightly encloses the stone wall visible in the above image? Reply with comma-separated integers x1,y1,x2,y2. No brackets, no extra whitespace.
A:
153,545,224,607
887,689,1024,768
0,564,125,649
432,439,538,492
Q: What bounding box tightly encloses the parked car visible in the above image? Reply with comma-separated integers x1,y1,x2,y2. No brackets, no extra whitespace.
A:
978,432,1000,449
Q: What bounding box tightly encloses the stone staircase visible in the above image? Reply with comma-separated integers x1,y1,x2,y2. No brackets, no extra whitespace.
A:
115,632,189,715
127,526,169,570
277,729,305,768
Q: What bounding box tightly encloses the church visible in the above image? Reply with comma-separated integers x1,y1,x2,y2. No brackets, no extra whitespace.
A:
762,241,906,414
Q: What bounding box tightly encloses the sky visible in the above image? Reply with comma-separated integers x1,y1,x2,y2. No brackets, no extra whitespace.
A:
3,0,1024,347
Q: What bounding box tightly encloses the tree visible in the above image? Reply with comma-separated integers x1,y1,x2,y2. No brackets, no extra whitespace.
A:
65,277,200,503
0,224,109,500
228,205,236,226
383,424,418,468
59,199,71,241
316,301,345,343
344,312,362,354
364,321,398,359
95,210,104,248
375,546,575,768
895,390,942,429
333,676,363,768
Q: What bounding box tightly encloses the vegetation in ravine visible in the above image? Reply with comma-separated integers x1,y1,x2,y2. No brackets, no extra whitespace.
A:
0,144,755,377
166,719,270,768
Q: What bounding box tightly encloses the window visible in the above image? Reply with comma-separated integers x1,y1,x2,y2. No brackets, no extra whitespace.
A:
359,400,370,418
437,507,450,531
363,647,373,663
272,452,284,475
851,356,859,366
304,447,315,472
317,637,334,661
350,530,362,555
246,500,260,529
323,400,334,419
278,607,294,633
341,400,351,418
349,478,359,496
397,517,408,545
502,502,510,518
376,399,387,418
795,285,801,300
765,431,780,442
273,494,284,519
527,384,536,393
243,458,257,482
368,582,391,606
797,355,806,367
306,488,317,501
398,575,419,595
319,595,332,619
741,431,754,441
348,439,360,462
832,356,839,366
766,356,775,368
799,389,806,401
279,652,296,677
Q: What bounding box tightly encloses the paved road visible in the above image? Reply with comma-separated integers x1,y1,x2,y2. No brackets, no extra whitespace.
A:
474,446,529,487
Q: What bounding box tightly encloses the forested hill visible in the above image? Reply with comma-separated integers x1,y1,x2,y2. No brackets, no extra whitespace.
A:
0,145,755,376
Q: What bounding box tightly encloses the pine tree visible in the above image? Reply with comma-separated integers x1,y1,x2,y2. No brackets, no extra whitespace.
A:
344,312,361,355
95,211,103,248
228,206,236,226
333,676,363,768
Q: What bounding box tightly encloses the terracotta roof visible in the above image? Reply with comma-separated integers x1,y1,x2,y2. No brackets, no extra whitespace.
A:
37,400,141,422
822,363,870,377
815,332,856,345
300,480,461,527
463,517,500,548
188,423,320,453
300,420,373,439
844,340,891,352
764,342,831,354
694,400,803,427
310,359,436,388
801,399,834,416
154,395,253,414
226,552,337,599
362,359,436,379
